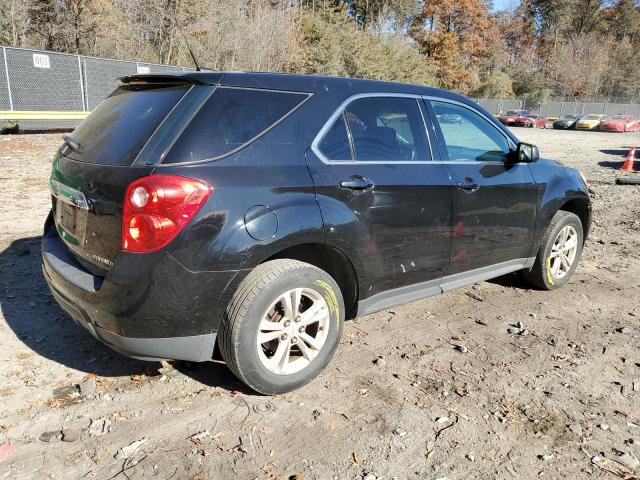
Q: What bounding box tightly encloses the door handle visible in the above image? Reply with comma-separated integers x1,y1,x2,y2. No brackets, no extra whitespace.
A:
340,177,374,191
456,180,480,193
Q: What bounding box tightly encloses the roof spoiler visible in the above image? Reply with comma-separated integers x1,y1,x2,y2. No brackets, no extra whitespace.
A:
118,74,203,86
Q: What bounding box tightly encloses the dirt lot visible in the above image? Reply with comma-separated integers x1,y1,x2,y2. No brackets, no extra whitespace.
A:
0,128,639,480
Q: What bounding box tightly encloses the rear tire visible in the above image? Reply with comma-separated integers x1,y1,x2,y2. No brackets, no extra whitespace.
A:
522,211,583,290
218,259,344,394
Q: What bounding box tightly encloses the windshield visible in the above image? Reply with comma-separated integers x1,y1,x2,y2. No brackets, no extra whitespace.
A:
583,115,600,120
561,115,577,120
610,115,625,120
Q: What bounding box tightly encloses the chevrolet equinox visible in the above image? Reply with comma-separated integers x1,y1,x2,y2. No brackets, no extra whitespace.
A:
42,72,591,394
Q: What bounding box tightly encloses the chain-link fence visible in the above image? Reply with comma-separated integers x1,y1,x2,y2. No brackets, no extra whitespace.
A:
474,98,640,118
1,46,192,130
2,45,640,130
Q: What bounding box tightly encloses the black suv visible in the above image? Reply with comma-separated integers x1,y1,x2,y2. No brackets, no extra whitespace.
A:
42,72,591,394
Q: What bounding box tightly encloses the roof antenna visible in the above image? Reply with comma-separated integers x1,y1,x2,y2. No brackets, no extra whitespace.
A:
173,18,201,71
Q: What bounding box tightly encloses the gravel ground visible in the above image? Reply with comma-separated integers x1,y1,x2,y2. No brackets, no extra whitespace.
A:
0,128,639,480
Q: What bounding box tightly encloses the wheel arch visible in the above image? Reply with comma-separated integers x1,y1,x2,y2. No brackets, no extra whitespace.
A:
558,196,591,242
264,243,359,319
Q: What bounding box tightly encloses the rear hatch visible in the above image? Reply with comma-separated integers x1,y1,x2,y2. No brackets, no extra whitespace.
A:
50,80,192,275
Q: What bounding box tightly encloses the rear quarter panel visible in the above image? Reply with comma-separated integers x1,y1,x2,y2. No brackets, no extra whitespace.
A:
156,99,328,274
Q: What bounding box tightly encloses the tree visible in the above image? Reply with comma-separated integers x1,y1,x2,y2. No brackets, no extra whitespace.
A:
409,0,494,92
296,8,437,85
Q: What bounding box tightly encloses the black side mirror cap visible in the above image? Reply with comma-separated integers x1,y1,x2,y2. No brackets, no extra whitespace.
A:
513,142,539,163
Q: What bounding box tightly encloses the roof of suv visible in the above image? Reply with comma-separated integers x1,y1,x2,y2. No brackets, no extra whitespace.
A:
121,70,471,104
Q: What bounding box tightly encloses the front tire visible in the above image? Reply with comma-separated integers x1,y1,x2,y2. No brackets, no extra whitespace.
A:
522,211,583,290
218,259,344,394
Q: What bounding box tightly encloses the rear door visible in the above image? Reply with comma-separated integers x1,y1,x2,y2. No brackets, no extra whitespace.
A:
306,94,453,296
426,98,538,276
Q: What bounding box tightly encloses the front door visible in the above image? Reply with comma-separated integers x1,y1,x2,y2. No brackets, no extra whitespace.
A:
306,94,453,297
427,99,538,276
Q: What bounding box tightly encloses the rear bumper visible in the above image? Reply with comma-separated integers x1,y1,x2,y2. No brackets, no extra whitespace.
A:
42,218,246,362
44,277,216,361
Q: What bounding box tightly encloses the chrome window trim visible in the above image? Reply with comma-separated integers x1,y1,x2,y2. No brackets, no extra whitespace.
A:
311,92,435,165
424,96,518,159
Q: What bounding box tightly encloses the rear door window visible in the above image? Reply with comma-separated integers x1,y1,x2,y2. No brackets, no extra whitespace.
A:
163,87,309,164
344,97,429,162
65,84,190,166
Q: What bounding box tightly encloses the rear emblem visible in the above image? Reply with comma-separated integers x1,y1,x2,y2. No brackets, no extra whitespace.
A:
91,254,114,267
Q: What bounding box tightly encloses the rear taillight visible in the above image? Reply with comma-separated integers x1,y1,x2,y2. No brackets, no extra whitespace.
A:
122,174,212,253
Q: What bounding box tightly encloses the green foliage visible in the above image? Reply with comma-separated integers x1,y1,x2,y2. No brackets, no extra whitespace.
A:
298,10,437,85
471,72,514,98
521,88,552,109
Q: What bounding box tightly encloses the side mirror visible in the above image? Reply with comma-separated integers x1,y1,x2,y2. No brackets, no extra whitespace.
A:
515,142,539,163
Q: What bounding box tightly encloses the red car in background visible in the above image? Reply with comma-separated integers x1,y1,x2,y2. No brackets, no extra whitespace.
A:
499,110,529,125
512,114,548,128
599,115,639,132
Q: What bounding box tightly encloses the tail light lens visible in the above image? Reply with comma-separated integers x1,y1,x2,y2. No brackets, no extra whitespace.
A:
122,174,212,253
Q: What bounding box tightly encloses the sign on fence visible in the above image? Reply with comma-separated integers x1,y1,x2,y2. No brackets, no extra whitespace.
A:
32,53,50,69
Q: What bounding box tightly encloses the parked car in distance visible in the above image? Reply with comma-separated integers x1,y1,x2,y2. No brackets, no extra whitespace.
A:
439,112,463,124
42,72,591,394
498,109,529,125
575,114,609,130
599,115,639,133
553,114,583,129
512,114,547,128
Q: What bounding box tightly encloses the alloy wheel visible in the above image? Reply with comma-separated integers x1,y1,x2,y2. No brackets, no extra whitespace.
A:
549,225,578,279
257,288,330,375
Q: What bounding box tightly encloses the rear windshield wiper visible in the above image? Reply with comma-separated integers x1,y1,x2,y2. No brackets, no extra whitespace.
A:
62,135,82,154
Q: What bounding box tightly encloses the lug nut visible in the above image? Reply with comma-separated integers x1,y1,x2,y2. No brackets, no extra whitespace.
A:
291,337,297,344
283,320,290,327
280,333,288,341
299,326,305,333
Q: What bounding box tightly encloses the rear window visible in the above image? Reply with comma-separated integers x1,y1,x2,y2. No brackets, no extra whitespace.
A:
163,87,309,164
65,84,189,166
